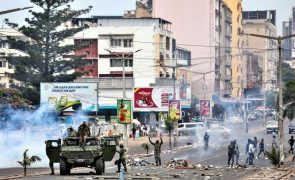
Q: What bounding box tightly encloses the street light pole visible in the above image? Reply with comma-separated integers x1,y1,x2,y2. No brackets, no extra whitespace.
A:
241,33,295,165
105,49,142,149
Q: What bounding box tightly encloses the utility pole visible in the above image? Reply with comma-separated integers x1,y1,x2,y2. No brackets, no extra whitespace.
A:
242,33,295,165
105,49,142,149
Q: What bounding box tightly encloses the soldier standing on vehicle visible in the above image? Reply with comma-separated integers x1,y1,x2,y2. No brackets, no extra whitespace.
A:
288,136,295,154
204,132,209,150
67,126,77,137
149,135,163,166
116,144,127,173
78,121,91,148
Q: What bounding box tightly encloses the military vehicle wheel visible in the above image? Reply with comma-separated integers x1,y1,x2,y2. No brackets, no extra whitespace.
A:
95,157,104,175
60,158,69,175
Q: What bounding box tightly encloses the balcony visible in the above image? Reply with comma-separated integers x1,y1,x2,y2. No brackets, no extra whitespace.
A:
224,75,231,81
74,77,133,89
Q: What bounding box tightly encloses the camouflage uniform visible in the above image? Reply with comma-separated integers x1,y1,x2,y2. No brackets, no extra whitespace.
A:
149,137,163,166
116,145,127,172
78,122,91,147
67,127,77,137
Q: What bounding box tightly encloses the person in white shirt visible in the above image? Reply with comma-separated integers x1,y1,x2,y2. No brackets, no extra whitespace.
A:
248,141,255,165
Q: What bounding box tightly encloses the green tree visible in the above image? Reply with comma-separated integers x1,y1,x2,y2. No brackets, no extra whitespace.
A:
0,88,31,108
283,80,295,120
164,117,175,148
6,0,92,103
283,62,295,83
17,149,41,176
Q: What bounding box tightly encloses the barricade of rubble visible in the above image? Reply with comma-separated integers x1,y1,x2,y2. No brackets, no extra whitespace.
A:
164,158,195,169
127,157,153,166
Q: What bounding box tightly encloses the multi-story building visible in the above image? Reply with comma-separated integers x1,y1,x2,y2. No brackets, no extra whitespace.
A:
242,10,278,91
128,0,238,118
0,29,29,88
242,50,263,95
223,0,243,99
218,1,232,98
71,16,191,122
282,19,292,60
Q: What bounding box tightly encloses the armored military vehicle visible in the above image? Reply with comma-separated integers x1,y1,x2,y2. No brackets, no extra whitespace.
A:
45,135,120,175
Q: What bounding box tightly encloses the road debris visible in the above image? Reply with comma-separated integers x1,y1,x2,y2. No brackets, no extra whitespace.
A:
164,158,196,169
127,157,153,166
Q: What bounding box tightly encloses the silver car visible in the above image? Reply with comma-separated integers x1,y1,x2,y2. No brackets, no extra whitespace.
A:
206,126,231,139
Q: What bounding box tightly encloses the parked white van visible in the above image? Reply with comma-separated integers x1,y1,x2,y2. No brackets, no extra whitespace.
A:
178,122,206,136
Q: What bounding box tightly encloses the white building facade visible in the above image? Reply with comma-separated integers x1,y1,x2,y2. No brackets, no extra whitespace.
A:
72,17,191,123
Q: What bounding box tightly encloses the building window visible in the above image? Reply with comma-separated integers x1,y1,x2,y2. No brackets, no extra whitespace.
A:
84,59,93,66
110,37,133,48
110,59,133,67
0,60,7,68
123,39,133,47
166,37,170,50
75,39,94,46
111,39,121,47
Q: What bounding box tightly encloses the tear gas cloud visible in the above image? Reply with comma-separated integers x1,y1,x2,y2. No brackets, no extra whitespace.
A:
0,105,86,168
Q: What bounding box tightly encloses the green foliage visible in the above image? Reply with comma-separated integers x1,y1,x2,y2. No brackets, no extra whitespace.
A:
265,147,280,167
17,149,41,176
164,117,175,132
283,81,295,120
0,88,31,108
141,143,149,154
283,63,295,83
6,0,92,92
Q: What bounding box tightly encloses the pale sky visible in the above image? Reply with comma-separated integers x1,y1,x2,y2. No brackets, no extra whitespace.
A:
0,0,294,35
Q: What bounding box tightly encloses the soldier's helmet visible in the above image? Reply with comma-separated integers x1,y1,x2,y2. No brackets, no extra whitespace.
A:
120,144,124,148
68,126,73,130
156,140,159,144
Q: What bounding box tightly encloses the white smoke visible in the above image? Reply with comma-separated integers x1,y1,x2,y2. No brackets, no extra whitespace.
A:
0,105,85,168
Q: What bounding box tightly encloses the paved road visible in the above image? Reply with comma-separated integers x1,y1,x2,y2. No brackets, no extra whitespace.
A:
2,118,295,180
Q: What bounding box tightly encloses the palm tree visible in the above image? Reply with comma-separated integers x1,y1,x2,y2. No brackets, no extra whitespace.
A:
283,81,295,120
141,143,150,154
17,149,41,176
265,147,280,167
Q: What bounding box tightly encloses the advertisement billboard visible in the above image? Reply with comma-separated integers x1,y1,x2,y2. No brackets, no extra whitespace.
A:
178,70,187,100
117,99,132,124
40,83,98,112
200,99,210,116
168,100,181,121
133,87,174,111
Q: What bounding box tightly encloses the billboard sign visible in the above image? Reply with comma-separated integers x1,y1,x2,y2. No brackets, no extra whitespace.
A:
200,99,210,116
178,70,187,100
117,99,132,124
133,87,174,111
40,83,97,112
168,100,181,121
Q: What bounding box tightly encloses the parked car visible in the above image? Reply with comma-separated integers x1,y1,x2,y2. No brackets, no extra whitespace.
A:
178,122,206,136
289,122,295,134
206,126,231,139
248,113,257,121
266,120,278,134
228,116,243,124
205,118,224,128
